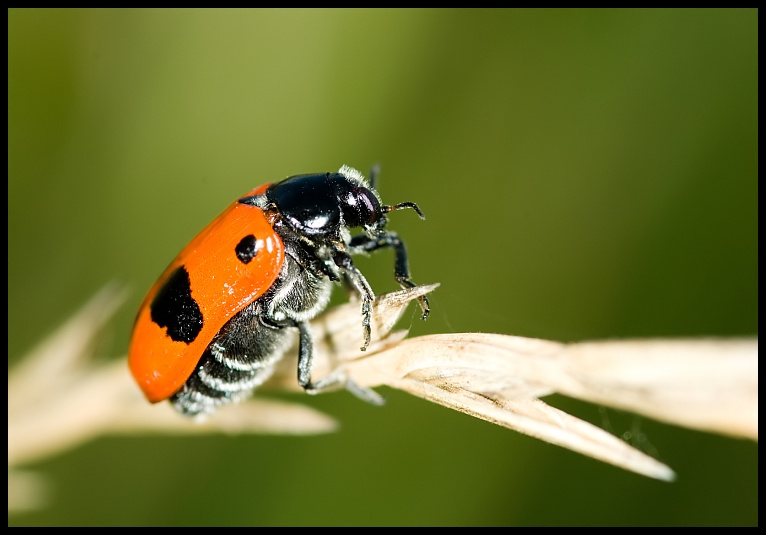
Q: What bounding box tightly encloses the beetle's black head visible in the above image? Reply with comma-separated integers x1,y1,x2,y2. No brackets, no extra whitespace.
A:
264,167,384,238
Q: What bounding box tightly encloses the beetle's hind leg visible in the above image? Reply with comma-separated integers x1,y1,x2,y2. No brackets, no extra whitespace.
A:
291,318,384,405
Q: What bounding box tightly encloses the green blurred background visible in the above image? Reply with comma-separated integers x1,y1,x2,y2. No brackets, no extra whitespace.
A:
9,9,756,526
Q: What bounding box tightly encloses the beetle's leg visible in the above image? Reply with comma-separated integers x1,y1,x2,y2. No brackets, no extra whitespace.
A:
348,232,430,319
332,250,375,351
260,316,317,390
291,318,383,405
289,319,310,389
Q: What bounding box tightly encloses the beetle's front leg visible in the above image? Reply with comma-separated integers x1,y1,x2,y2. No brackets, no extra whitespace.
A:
348,232,430,319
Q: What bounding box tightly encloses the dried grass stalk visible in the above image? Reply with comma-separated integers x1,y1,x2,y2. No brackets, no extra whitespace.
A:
8,283,758,499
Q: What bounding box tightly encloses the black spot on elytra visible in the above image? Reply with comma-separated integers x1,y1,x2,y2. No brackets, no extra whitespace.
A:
151,266,203,344
235,234,258,264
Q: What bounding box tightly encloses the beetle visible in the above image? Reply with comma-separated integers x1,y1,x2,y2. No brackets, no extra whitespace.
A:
129,165,428,416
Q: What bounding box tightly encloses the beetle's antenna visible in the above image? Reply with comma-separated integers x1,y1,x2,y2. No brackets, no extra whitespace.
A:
382,202,425,219
368,164,381,189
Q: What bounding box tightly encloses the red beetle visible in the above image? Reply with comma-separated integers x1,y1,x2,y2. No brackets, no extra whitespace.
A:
129,166,428,416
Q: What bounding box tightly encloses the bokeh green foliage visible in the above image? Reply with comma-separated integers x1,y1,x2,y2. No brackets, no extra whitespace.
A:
9,9,756,526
